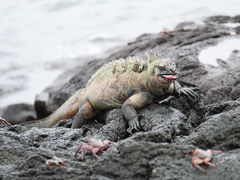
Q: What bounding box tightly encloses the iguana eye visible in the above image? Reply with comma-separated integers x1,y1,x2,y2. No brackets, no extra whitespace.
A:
155,66,167,74
158,66,167,72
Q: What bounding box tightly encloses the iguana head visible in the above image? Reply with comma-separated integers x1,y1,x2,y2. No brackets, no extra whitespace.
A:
146,52,177,80
152,60,177,80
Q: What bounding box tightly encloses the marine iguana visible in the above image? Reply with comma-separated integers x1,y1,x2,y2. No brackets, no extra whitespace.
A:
21,52,198,134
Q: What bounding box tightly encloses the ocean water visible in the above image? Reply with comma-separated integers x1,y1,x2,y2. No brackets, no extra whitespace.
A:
0,0,240,107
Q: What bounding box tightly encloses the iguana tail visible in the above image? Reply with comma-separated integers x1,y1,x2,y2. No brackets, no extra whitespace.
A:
21,88,86,128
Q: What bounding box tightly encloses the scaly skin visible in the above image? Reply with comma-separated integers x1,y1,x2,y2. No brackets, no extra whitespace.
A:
21,52,198,134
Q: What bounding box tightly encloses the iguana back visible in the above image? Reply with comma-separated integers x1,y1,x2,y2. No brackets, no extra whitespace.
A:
86,57,146,88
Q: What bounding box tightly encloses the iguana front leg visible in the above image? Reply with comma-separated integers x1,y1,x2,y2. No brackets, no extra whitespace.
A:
172,81,199,99
71,100,95,128
122,92,154,134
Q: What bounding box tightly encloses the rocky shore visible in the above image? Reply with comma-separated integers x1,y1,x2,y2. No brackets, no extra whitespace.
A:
1,15,240,180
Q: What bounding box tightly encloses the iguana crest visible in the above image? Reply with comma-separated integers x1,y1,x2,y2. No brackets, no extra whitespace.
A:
86,56,146,87
145,50,162,63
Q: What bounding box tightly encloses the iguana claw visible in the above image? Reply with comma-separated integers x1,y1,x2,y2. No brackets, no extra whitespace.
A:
127,117,142,134
178,87,199,99
0,117,11,128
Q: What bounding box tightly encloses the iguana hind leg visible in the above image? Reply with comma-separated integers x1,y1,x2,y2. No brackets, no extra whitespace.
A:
71,100,95,128
122,92,154,134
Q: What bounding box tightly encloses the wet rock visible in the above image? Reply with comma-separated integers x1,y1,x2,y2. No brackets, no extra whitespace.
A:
34,92,50,119
1,15,240,179
231,15,240,23
130,104,190,143
94,109,127,142
93,142,240,180
2,103,36,125
179,100,240,151
235,26,240,34
0,127,91,180
201,50,240,104
205,15,231,24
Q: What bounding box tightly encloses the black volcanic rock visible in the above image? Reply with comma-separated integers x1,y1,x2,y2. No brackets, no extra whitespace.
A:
1,103,36,125
1,15,240,180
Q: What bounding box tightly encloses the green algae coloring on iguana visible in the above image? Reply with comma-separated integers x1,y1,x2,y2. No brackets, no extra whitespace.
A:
21,51,198,134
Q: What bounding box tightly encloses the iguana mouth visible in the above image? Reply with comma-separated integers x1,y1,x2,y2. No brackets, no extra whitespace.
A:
161,74,177,80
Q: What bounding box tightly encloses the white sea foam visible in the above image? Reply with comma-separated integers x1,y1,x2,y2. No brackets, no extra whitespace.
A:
224,22,240,28
198,38,240,66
